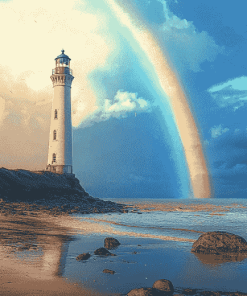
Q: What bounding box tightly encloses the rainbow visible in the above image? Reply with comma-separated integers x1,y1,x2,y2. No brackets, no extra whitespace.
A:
106,0,211,198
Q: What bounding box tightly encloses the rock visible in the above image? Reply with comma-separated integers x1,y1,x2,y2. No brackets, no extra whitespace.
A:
200,291,222,296
94,247,112,256
127,287,165,296
103,269,115,274
76,253,91,261
152,279,174,294
191,231,247,254
104,237,121,249
182,288,197,295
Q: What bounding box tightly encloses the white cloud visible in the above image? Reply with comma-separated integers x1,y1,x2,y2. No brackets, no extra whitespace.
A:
208,76,247,110
158,1,224,73
0,0,116,127
78,90,151,127
210,124,229,138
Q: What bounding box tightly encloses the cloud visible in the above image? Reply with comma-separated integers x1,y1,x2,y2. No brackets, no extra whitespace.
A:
150,1,225,73
208,76,247,110
77,90,151,127
0,0,117,128
210,124,229,138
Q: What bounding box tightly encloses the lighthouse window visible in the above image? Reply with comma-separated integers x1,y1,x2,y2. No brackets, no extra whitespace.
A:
54,109,58,119
53,130,57,140
52,153,56,163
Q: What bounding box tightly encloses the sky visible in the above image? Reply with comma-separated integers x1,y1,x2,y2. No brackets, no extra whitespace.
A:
0,0,247,199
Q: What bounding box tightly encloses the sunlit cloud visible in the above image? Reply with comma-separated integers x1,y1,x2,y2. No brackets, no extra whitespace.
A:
0,0,116,129
77,90,151,127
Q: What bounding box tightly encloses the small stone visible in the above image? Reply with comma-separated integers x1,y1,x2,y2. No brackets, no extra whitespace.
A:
104,237,121,250
201,292,222,296
76,253,91,261
94,247,112,256
103,269,115,274
182,288,197,295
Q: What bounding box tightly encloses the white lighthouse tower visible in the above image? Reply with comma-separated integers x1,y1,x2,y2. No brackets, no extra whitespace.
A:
46,50,74,174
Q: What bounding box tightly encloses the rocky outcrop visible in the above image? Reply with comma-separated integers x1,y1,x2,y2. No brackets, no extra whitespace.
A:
152,279,174,294
104,237,120,249
191,231,247,254
0,168,88,201
0,168,127,215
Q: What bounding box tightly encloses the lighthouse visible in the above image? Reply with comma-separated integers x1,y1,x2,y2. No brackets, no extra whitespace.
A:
46,50,74,174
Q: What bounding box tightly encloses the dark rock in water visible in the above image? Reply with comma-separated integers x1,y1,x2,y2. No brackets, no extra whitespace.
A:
94,247,112,256
104,237,120,249
152,279,174,294
103,269,115,274
191,231,247,254
127,287,165,296
182,288,198,295
76,253,91,261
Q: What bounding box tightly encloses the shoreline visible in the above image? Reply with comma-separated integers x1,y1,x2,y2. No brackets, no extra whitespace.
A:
1,200,247,295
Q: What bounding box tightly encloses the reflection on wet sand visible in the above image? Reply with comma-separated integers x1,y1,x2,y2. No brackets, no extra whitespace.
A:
0,210,109,295
193,252,247,265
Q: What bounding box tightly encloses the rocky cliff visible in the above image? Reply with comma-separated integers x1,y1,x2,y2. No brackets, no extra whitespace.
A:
0,168,128,214
0,168,88,200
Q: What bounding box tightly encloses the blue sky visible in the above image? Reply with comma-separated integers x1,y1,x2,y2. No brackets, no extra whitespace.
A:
0,0,247,199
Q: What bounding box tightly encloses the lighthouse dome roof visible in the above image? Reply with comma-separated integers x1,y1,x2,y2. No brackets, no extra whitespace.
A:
55,49,71,61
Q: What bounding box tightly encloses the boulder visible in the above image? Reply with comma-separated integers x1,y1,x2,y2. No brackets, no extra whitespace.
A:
94,247,112,256
104,237,120,249
152,279,174,294
191,231,247,254
127,287,165,296
76,253,90,261
103,269,115,274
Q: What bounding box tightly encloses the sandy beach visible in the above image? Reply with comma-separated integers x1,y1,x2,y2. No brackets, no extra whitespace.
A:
0,204,113,295
1,199,247,295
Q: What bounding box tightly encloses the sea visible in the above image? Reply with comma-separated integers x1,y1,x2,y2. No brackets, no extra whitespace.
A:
59,198,247,295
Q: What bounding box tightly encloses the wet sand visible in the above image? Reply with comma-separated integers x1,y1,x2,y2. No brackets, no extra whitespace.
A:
1,200,247,295
0,205,112,295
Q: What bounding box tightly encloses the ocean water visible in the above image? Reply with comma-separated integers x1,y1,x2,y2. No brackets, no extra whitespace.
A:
60,198,247,295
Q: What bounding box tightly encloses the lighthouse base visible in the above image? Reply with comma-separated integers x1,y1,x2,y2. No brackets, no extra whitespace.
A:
45,165,73,174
